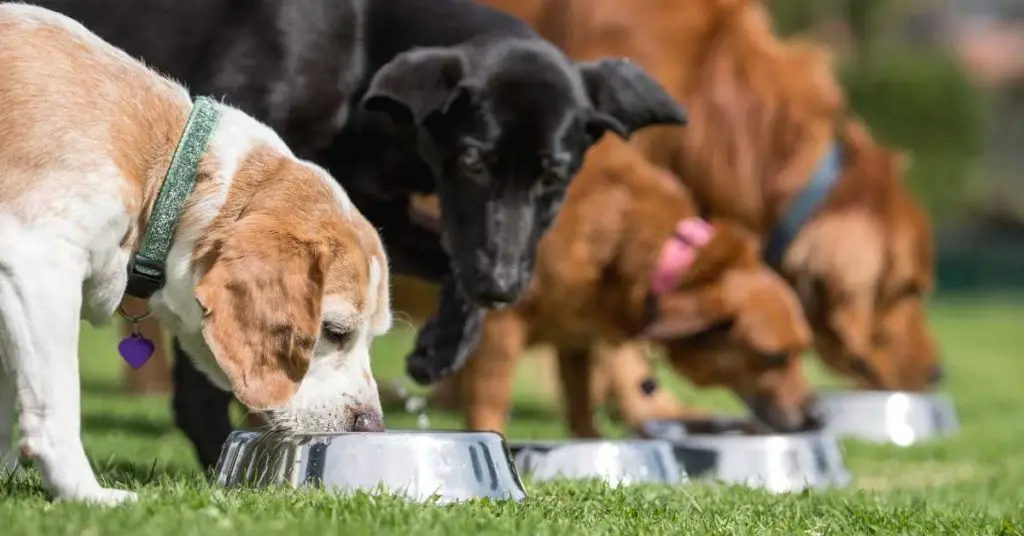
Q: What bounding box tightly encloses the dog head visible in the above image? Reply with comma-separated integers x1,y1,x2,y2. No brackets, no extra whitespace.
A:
812,121,942,391
191,150,393,434
361,39,687,306
642,220,820,432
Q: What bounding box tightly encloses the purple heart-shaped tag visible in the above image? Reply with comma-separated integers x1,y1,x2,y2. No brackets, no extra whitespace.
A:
118,333,156,369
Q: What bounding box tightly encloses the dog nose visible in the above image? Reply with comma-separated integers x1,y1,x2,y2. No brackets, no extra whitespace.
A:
352,410,385,432
800,395,827,432
746,394,825,433
928,364,944,386
472,277,522,306
475,289,517,306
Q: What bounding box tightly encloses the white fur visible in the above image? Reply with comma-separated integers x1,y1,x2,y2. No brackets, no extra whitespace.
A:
367,257,393,335
0,5,389,507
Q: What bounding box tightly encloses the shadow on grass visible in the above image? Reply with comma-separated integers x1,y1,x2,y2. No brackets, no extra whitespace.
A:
93,456,204,487
4,456,206,499
80,376,141,397
83,413,173,438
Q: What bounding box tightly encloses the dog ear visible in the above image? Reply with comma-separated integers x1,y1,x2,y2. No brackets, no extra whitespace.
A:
668,220,759,290
642,288,732,342
361,48,474,127
727,270,812,358
576,58,688,140
195,217,334,411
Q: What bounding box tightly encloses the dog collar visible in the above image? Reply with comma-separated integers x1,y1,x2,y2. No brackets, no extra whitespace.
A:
125,96,221,300
763,142,843,270
650,218,715,296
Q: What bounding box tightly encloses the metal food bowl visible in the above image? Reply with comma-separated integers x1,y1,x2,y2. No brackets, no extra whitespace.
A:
816,391,960,446
506,439,687,487
214,430,527,504
638,418,851,493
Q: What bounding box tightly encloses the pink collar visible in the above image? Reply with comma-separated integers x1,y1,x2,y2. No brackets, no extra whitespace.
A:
650,218,715,296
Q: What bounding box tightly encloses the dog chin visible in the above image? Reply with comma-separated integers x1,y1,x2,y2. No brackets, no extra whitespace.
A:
468,293,515,308
265,406,361,434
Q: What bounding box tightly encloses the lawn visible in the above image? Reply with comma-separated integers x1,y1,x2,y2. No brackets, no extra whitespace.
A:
4,295,1024,535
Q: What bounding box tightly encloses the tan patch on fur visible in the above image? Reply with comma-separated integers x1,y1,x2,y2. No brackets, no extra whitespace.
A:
18,443,35,461
193,147,372,410
589,341,699,427
0,8,190,222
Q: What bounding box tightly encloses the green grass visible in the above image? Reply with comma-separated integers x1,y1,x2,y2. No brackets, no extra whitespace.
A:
4,295,1024,535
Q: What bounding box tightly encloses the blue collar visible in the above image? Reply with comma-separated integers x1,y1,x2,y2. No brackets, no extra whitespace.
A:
763,142,843,269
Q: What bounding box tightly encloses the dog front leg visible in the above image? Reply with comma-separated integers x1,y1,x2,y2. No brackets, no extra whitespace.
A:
405,275,485,385
462,309,525,434
556,347,601,438
0,259,136,505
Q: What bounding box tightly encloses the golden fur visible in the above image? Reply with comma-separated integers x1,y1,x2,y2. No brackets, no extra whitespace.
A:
459,137,816,436
486,0,940,391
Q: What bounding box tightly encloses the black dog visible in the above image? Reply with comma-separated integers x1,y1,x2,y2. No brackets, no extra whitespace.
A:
24,0,687,469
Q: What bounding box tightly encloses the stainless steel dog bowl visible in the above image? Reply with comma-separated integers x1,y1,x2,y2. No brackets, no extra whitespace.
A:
214,430,527,504
816,391,960,446
506,439,687,487
638,418,851,493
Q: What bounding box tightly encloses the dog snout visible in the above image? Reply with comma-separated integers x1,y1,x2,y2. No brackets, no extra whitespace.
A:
800,394,827,431
473,281,521,306
745,394,823,434
351,408,385,432
471,258,525,305
928,364,944,386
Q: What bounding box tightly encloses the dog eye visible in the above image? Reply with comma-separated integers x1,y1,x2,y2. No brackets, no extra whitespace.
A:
539,170,563,189
459,147,487,177
321,323,355,348
899,282,923,300
760,352,789,369
539,155,570,188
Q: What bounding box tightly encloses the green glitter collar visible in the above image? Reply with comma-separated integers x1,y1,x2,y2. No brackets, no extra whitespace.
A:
125,96,221,300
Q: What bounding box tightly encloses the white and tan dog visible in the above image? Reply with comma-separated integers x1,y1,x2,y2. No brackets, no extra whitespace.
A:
0,4,392,505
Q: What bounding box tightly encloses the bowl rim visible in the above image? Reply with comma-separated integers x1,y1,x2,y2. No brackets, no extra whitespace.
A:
816,390,954,401
505,439,676,450
224,429,511,442
671,431,842,444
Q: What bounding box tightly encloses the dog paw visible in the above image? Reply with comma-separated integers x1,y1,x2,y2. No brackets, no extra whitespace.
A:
59,487,139,506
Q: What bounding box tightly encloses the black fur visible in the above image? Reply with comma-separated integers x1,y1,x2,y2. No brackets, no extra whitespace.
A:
18,0,687,470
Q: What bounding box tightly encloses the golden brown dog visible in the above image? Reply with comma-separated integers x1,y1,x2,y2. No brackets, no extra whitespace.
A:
387,197,692,426
458,137,818,437
485,0,942,392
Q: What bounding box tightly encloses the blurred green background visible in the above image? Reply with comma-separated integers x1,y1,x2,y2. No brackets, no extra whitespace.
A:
769,0,1024,294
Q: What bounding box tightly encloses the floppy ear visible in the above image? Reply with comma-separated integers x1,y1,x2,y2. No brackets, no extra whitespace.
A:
727,270,812,356
641,288,732,342
361,47,474,127
195,219,333,411
576,58,688,140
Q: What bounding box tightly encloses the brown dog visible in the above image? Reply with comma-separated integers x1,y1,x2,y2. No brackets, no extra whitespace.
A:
484,0,941,392
393,190,695,427
458,137,817,437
